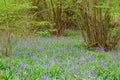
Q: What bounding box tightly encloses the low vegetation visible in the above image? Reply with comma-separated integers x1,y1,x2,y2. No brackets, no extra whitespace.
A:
0,37,120,80
0,0,120,80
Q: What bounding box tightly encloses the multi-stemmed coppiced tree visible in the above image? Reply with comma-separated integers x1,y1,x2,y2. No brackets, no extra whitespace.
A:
77,0,120,51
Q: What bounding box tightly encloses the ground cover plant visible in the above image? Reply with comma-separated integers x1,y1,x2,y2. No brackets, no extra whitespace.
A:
0,0,120,80
0,36,120,80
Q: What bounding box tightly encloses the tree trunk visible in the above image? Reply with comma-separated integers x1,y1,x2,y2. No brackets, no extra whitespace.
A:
0,30,12,57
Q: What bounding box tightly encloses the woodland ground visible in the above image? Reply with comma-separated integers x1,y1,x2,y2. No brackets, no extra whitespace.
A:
0,36,120,80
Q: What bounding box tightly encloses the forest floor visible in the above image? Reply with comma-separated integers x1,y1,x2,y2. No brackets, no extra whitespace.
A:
0,36,120,80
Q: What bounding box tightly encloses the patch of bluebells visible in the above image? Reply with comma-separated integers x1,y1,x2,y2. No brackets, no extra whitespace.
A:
83,69,98,78
1,37,120,80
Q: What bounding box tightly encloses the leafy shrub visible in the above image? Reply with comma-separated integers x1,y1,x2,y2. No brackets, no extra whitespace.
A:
35,30,49,37
62,29,80,36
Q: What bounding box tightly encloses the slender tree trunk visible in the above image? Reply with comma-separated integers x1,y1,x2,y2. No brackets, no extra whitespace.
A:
1,0,12,57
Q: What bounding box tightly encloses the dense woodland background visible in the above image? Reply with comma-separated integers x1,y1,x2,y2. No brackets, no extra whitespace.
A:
0,0,120,56
0,0,120,80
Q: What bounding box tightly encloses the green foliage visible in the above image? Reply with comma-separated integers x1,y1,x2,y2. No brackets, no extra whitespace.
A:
2,69,15,80
63,29,81,36
0,37,120,79
0,0,37,35
32,21,51,26
48,63,64,78
35,30,49,37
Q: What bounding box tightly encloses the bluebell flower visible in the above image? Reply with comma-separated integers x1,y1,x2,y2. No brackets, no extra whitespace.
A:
80,57,85,62
83,69,98,78
46,77,52,80
37,63,41,67
53,58,58,63
33,54,39,61
17,69,22,74
60,75,64,80
72,58,78,64
13,51,18,56
79,38,83,40
21,61,26,68
38,78,42,80
42,75,47,78
25,52,29,55
96,47,105,52
24,44,27,47
83,70,91,78
49,60,53,64
38,48,43,51
75,66,81,73
90,69,98,77
20,78,23,80
111,53,116,59
98,57,107,66
42,75,49,79
118,48,120,52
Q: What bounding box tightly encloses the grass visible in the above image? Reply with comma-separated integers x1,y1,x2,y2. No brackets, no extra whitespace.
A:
0,36,120,80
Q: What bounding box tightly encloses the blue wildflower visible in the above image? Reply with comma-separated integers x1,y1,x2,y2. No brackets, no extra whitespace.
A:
75,66,81,73
21,61,26,68
38,78,42,80
13,51,18,56
17,69,21,74
90,69,98,77
83,70,91,78
46,77,52,80
33,54,39,61
118,48,120,52
83,69,98,78
38,48,43,51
